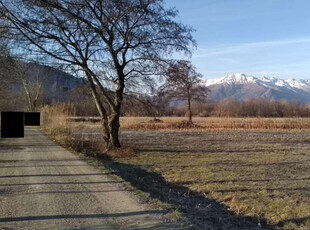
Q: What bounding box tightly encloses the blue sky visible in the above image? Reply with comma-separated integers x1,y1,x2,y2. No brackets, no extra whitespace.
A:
165,0,310,79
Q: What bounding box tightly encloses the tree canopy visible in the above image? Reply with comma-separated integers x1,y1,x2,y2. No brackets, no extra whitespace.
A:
0,0,196,149
161,60,209,123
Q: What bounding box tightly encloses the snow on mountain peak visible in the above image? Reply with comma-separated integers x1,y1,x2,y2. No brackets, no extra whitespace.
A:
204,74,310,92
202,73,310,103
204,73,256,86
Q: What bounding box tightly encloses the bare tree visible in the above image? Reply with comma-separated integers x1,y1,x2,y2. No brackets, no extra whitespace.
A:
161,60,209,123
15,63,44,112
0,24,43,112
0,0,195,149
0,54,11,110
0,27,18,110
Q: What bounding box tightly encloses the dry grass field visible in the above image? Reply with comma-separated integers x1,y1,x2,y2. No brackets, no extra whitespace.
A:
42,112,310,229
116,130,310,229
120,117,310,130
70,116,310,131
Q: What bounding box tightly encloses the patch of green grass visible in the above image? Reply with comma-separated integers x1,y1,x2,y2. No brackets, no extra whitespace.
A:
166,209,184,222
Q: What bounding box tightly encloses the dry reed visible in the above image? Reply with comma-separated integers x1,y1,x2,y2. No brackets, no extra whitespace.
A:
40,104,136,157
118,117,310,131
41,103,76,136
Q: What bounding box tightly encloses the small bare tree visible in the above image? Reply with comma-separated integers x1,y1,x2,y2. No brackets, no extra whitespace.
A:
16,63,44,112
161,60,209,123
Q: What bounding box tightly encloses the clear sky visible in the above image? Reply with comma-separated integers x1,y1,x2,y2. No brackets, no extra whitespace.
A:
165,0,310,79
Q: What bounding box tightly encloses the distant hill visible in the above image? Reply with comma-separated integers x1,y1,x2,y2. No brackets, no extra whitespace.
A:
203,73,310,103
22,63,87,103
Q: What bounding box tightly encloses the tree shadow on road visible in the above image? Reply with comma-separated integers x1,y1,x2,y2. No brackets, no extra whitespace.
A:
99,156,274,230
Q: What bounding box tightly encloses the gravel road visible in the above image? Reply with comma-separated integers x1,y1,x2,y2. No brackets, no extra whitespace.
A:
0,127,180,230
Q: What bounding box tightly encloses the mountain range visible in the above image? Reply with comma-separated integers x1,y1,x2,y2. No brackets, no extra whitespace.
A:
16,64,310,105
203,73,310,103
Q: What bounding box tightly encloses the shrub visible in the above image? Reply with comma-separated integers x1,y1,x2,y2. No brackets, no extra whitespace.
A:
41,103,76,136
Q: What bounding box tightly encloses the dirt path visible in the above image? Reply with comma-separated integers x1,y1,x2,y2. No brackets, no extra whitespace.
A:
0,127,180,230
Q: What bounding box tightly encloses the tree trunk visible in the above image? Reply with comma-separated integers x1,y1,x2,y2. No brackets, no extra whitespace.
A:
84,53,124,150
22,81,33,112
32,82,42,112
187,92,192,123
84,71,111,148
32,101,36,112
108,112,121,149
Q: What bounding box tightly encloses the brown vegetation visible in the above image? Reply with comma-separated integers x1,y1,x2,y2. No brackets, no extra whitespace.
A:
115,117,310,131
211,99,310,117
41,103,76,136
70,97,310,119
41,104,136,158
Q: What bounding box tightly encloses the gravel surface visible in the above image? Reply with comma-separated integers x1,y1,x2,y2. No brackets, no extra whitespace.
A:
0,127,180,230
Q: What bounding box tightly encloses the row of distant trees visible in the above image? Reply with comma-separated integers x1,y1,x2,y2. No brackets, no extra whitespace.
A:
210,99,310,117
67,86,310,118
124,99,310,118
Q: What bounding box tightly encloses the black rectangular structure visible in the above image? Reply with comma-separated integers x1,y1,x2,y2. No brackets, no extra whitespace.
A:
25,112,40,126
1,112,24,138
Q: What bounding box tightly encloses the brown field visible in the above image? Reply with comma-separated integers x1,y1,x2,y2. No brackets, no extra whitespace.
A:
42,113,310,229
70,116,310,131
116,130,310,230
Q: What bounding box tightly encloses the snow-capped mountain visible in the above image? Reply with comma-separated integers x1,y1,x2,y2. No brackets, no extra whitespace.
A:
203,73,310,103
